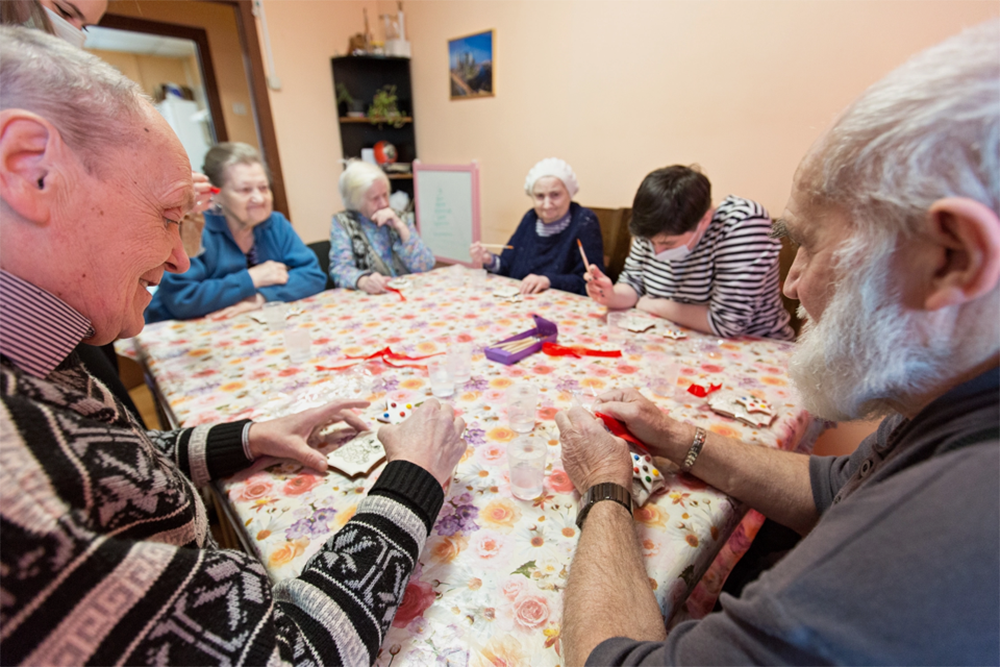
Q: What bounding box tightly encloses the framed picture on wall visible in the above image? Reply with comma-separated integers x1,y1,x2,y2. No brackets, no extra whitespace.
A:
449,29,494,99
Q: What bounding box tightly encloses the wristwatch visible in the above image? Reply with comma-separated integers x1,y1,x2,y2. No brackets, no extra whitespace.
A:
576,482,633,529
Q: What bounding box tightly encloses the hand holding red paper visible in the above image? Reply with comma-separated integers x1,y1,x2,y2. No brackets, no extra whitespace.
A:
592,387,674,458
554,405,633,492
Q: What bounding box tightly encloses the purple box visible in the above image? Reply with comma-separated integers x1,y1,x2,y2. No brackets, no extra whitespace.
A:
484,314,559,365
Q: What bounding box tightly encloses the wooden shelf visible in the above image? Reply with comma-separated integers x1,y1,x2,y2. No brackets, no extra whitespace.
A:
339,116,413,124
387,173,413,180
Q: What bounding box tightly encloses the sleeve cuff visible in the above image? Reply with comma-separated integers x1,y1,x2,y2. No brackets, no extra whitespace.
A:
369,460,445,533
205,419,255,479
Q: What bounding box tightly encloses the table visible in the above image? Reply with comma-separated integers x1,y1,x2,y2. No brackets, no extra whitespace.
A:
123,267,821,666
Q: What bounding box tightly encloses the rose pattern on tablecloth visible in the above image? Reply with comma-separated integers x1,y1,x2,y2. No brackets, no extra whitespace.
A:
120,268,820,666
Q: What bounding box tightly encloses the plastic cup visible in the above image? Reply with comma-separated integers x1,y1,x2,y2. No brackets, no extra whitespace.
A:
262,301,287,332
427,355,455,398
508,436,547,500
506,383,538,434
448,342,472,384
467,268,487,290
646,353,681,398
284,327,312,364
446,264,465,288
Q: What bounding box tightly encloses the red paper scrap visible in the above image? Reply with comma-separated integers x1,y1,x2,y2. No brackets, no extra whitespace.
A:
594,412,650,454
687,382,722,398
385,286,406,301
541,342,621,358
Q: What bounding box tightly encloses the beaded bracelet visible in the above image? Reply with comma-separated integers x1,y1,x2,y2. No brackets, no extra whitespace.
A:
680,427,707,472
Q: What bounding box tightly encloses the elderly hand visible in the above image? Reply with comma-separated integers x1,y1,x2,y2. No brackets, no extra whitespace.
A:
370,207,411,242
592,387,675,457
520,274,551,294
191,172,214,215
249,260,289,289
248,399,371,472
208,293,265,320
469,242,494,268
554,406,633,492
379,399,467,488
585,265,614,304
357,273,391,294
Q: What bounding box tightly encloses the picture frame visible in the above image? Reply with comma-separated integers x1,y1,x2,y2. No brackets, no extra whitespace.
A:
448,29,494,100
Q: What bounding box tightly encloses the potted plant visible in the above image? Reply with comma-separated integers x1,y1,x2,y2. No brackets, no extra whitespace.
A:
337,83,366,117
367,85,406,128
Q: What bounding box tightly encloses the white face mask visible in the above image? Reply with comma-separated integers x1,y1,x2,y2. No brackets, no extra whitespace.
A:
44,7,87,49
653,243,692,262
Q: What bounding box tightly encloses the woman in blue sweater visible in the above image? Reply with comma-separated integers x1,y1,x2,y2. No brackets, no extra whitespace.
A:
146,143,326,322
470,158,604,296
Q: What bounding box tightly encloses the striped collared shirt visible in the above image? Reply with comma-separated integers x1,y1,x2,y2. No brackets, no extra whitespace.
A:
0,270,93,378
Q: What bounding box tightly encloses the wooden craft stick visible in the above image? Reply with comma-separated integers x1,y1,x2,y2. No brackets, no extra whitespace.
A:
577,239,592,271
480,243,514,250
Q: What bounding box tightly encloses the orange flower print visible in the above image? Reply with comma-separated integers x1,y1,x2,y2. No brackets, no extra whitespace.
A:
710,423,739,438
283,474,319,496
267,537,309,567
579,377,606,390
220,381,245,392
633,504,668,528
399,378,426,390
480,498,522,532
545,469,575,494
761,376,787,386
430,535,468,563
489,377,514,389
475,635,526,667
486,426,516,443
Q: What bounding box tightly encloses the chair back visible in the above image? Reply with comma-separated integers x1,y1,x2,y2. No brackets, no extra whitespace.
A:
588,206,633,283
307,240,336,290
778,237,803,337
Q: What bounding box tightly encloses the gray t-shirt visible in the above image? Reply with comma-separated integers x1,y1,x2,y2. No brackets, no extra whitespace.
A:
588,368,999,665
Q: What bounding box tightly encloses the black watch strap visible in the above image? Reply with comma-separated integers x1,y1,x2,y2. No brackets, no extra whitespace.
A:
576,482,633,529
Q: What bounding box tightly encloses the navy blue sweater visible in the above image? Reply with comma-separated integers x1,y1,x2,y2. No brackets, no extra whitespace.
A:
497,202,605,296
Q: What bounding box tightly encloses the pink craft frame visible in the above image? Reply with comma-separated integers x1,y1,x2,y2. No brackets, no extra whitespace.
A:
412,160,481,267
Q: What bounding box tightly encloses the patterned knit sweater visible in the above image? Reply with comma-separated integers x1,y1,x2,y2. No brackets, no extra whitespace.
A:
0,354,444,666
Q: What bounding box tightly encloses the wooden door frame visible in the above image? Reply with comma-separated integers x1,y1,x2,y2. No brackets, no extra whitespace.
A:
99,0,289,216
97,13,229,144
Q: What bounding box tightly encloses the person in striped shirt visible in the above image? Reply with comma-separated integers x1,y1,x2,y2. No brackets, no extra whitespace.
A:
586,165,794,340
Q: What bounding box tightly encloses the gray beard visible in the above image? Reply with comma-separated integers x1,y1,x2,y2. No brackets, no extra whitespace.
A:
788,241,952,422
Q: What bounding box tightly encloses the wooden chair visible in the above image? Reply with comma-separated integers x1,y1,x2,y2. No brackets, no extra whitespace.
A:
588,206,633,283
307,239,336,290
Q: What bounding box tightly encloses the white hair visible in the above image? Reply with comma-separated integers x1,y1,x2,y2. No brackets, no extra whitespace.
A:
339,160,389,212
805,20,999,244
0,26,149,173
525,158,580,198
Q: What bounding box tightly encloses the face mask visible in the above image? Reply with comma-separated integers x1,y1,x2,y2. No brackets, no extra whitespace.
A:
653,243,691,262
44,7,87,49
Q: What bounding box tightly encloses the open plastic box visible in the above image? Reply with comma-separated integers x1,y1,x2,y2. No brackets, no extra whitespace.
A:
484,314,558,365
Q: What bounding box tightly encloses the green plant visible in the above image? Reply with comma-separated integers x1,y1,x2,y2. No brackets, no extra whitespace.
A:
367,85,406,129
336,83,354,106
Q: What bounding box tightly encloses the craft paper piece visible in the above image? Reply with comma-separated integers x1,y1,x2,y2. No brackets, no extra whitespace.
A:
326,430,386,477
387,278,412,289
492,285,520,298
248,306,302,325
687,382,723,398
708,390,777,428
736,395,773,415
541,342,621,358
377,400,413,424
661,328,688,340
594,411,649,454
620,316,657,333
631,451,665,507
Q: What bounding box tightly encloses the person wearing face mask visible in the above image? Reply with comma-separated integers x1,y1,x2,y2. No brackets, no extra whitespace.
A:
37,0,106,47
470,157,605,295
145,142,327,322
587,165,793,340
329,160,436,294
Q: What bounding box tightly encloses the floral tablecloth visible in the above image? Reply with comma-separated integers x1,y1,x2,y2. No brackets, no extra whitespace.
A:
123,268,821,667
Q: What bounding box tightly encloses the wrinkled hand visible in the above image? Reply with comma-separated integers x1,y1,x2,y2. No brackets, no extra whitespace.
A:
585,265,614,304
192,172,214,215
592,387,675,457
248,399,371,472
208,293,265,320
371,207,410,242
520,274,551,294
357,272,392,294
554,406,633,492
249,260,289,288
469,242,494,268
379,399,467,488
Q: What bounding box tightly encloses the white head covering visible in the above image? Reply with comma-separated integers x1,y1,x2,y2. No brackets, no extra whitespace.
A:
524,158,579,198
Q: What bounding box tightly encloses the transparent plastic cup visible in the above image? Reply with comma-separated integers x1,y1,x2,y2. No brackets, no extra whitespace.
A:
427,355,455,398
508,436,547,500
262,301,287,332
506,383,538,433
448,342,472,384
284,327,312,364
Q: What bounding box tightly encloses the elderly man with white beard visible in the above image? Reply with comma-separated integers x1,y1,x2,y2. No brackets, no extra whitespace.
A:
555,21,999,667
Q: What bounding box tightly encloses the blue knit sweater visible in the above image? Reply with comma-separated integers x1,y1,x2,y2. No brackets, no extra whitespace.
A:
495,202,605,296
146,211,326,322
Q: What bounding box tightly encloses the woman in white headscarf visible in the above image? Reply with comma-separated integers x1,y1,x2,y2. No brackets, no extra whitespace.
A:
470,158,604,295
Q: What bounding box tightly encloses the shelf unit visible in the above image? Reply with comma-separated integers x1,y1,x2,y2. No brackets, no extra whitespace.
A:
331,55,416,198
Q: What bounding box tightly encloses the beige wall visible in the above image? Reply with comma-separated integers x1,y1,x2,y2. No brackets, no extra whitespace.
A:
87,49,202,102
257,0,997,245
106,0,259,152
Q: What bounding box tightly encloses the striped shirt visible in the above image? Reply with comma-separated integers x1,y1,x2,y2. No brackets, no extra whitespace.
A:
618,196,793,340
0,270,93,378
